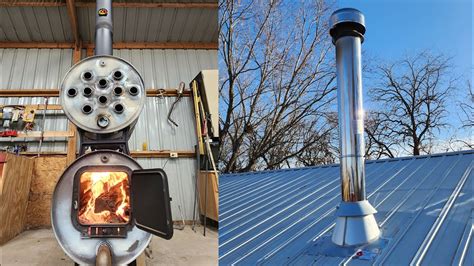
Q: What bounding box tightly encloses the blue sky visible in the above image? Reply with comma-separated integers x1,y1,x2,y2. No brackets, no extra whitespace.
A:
337,0,473,144
337,0,472,80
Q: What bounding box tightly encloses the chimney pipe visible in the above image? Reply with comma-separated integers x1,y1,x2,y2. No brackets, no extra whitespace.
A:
329,8,380,246
95,0,113,55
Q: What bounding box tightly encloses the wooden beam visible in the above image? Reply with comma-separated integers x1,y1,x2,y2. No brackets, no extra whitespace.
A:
19,150,196,158
0,1,218,9
86,46,94,57
72,46,82,63
14,131,74,138
76,2,218,9
66,0,81,48
0,41,217,50
19,151,68,156
0,42,74,49
0,1,64,7
0,89,192,97
131,151,196,158
0,104,62,110
66,122,77,165
109,42,217,50
0,90,59,97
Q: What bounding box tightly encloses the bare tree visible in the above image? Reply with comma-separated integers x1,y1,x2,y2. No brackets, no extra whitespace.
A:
364,111,397,159
459,80,473,128
454,80,474,149
219,0,337,172
369,52,455,156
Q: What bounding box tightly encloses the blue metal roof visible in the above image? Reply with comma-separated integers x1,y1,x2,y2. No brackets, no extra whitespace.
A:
219,150,474,265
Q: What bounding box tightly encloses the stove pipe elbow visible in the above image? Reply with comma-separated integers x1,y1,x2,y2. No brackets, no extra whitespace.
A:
329,8,380,246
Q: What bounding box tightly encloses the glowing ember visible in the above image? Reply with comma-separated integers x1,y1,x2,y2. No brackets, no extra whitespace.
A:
78,171,130,224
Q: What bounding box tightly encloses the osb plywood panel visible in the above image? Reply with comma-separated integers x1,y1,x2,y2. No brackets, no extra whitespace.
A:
25,156,67,229
0,153,35,245
198,171,219,222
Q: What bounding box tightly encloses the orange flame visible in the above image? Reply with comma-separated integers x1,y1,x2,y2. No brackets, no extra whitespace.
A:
78,171,130,225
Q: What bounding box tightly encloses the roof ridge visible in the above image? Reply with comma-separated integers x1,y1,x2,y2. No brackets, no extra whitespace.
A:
221,149,474,177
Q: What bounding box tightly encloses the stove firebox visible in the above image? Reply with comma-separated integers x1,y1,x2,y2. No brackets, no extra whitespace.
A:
78,170,131,225
71,166,134,238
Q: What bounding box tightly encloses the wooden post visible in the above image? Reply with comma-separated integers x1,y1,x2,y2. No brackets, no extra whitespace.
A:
66,0,81,48
66,46,81,166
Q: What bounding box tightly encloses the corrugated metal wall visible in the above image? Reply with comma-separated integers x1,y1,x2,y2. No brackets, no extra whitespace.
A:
1,49,73,89
0,48,218,220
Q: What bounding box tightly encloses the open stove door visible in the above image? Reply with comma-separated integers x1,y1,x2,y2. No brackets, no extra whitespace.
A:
131,169,173,240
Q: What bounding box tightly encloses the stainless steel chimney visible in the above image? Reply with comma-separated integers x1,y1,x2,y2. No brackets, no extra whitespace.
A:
95,0,113,55
329,8,380,246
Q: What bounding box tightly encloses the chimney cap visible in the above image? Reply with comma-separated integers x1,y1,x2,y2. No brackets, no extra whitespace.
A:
329,8,366,42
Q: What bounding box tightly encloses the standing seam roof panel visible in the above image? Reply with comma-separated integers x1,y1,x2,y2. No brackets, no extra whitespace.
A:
219,151,474,265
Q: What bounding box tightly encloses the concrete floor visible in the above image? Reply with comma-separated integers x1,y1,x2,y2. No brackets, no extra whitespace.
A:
0,226,217,266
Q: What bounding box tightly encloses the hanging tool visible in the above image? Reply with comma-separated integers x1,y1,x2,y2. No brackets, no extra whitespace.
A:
167,82,185,127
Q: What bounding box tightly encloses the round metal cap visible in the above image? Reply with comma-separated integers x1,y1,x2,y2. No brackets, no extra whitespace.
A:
329,8,365,30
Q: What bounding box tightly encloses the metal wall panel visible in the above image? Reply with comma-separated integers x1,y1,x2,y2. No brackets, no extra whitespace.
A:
0,48,218,90
0,49,73,89
219,151,474,265
112,49,218,89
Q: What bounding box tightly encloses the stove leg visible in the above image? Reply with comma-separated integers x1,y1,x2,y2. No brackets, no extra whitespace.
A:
96,243,112,266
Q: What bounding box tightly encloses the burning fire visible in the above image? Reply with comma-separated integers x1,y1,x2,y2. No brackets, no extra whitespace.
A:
78,171,130,225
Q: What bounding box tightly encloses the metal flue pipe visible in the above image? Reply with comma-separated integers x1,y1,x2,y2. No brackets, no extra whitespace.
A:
329,8,380,246
331,8,366,203
95,0,113,55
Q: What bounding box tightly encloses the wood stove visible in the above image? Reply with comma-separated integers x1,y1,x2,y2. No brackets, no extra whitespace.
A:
51,1,174,264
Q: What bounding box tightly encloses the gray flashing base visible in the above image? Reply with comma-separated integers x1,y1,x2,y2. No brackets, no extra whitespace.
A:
332,200,381,246
309,235,389,261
